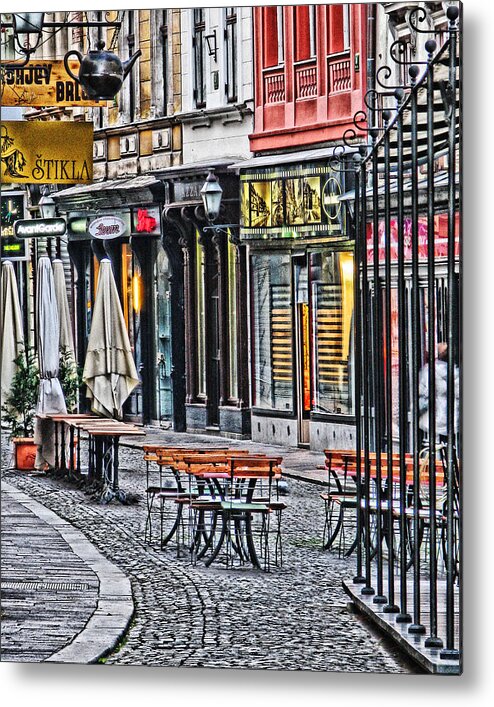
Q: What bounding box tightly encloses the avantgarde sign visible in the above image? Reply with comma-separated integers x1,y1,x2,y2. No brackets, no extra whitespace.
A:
0,60,104,106
1,121,93,185
14,218,67,238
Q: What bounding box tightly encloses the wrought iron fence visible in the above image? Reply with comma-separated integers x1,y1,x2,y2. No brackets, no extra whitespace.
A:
335,5,461,670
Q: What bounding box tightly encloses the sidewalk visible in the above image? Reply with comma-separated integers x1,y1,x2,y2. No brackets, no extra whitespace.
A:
119,425,329,486
1,482,133,664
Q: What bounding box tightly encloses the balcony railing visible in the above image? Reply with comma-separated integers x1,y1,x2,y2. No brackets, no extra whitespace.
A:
328,53,352,93
263,67,285,104
295,61,317,99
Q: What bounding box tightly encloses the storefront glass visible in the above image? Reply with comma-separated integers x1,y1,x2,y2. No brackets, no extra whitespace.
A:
310,250,354,415
195,231,206,396
227,235,238,400
252,252,293,411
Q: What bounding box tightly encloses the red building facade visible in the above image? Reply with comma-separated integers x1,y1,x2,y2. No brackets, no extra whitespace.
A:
233,5,369,451
251,3,367,152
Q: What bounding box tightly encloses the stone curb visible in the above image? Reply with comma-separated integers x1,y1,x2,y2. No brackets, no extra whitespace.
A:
2,481,134,664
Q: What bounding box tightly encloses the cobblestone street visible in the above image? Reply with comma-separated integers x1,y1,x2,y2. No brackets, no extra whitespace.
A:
1,434,414,673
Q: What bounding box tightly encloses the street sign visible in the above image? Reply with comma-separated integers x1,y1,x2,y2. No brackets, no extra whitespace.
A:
0,60,104,107
1,121,93,185
14,217,67,238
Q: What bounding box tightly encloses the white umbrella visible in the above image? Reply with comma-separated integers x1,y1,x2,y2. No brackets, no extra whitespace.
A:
34,256,67,469
82,258,139,418
53,259,75,360
0,260,25,409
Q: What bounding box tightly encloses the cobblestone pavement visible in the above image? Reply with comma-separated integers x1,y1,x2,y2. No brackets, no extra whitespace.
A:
1,435,414,673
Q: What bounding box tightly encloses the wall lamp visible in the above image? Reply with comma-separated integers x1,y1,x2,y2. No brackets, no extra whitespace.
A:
200,169,238,237
204,30,218,61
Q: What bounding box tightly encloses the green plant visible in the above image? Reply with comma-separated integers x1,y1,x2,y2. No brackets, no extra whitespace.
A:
58,346,82,414
1,348,40,439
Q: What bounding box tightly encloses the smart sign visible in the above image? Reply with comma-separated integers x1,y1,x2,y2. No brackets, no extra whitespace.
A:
14,218,67,238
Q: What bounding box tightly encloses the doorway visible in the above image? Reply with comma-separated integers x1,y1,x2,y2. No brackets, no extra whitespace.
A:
293,256,311,446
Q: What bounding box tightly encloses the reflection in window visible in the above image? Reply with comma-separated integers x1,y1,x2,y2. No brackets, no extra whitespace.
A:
311,250,354,415
252,253,293,411
193,8,206,108
225,7,238,103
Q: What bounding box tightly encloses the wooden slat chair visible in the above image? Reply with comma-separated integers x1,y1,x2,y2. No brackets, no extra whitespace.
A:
190,455,285,571
144,446,232,546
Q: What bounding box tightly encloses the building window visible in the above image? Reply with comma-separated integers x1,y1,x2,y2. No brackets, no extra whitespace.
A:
294,5,316,62
193,8,206,108
263,6,284,68
327,3,350,55
227,236,238,399
160,9,168,114
252,252,293,412
225,7,238,103
195,231,206,396
310,250,354,415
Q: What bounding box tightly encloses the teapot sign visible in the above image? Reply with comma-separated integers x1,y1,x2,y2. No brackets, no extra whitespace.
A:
89,215,128,240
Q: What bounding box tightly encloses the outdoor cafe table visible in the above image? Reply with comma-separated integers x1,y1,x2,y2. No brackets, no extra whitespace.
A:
39,413,145,493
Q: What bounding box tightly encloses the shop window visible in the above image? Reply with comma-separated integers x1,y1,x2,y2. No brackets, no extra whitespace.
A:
193,8,207,108
227,235,238,400
195,231,206,396
225,7,238,103
263,6,284,67
327,3,350,55
310,250,354,415
252,252,293,411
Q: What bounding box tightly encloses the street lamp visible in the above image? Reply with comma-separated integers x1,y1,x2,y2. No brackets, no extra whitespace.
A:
11,12,45,62
38,191,57,220
200,169,223,222
200,170,239,238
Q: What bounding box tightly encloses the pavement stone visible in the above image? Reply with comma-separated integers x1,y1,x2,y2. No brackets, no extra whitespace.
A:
1,429,415,672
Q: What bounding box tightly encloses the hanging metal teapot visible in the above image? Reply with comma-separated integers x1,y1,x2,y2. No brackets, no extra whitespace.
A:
64,40,141,100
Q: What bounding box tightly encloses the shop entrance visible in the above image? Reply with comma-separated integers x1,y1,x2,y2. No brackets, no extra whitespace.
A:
155,247,173,426
293,257,311,446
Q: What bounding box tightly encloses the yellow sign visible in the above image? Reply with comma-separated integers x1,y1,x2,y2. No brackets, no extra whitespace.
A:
0,61,103,107
1,121,93,184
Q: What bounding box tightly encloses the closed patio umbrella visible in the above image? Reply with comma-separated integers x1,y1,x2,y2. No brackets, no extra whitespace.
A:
53,259,75,360
34,256,67,469
82,258,139,418
0,260,25,408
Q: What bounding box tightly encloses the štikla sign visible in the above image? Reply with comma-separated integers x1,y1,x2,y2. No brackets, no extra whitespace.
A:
1,121,93,185
0,60,104,106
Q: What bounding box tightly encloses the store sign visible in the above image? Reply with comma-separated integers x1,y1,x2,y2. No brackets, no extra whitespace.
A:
240,163,345,239
14,218,66,238
133,207,160,235
1,121,93,185
89,215,128,240
1,191,27,260
0,60,103,107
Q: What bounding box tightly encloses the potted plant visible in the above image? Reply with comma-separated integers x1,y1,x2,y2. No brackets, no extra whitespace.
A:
1,348,40,470
58,346,82,413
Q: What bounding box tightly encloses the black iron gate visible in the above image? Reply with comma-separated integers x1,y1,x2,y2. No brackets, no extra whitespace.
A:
337,5,461,670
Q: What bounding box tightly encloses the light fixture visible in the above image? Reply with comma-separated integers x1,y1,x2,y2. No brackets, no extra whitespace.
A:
38,191,56,220
11,12,45,62
200,169,223,222
204,31,218,61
